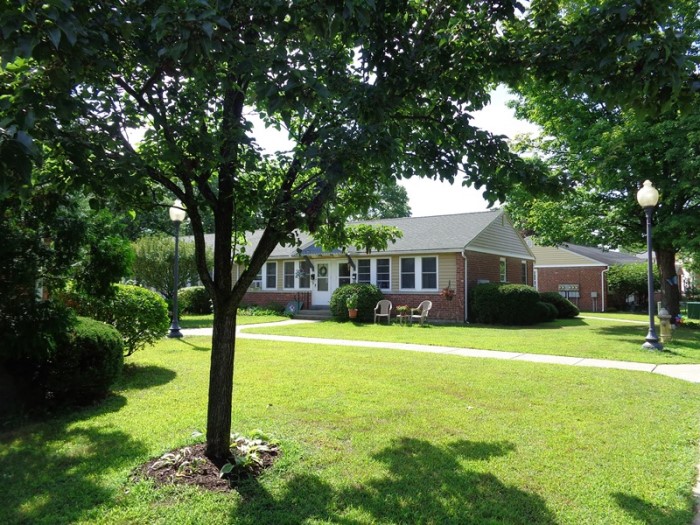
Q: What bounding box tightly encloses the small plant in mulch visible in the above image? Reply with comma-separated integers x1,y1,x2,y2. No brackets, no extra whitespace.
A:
136,430,279,492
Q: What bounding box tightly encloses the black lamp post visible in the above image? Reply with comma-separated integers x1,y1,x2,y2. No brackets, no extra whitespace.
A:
167,199,187,338
636,180,662,351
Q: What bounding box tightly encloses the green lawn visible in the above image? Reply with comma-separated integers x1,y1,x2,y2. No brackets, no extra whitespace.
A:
1,336,699,524
245,316,700,364
179,314,288,329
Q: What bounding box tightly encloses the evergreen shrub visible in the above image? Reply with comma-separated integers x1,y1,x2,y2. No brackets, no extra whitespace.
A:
44,317,124,405
74,284,169,356
473,283,550,325
179,286,212,314
539,292,580,319
330,283,384,322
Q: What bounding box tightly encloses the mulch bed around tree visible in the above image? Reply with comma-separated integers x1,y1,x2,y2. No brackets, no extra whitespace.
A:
136,442,279,493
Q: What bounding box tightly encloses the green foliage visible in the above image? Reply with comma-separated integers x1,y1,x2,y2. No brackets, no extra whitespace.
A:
330,284,384,322
538,301,559,322
345,294,359,309
219,432,279,484
539,292,580,319
131,235,210,300
44,317,124,405
0,300,76,363
473,283,550,325
607,263,660,308
178,286,212,315
74,284,169,357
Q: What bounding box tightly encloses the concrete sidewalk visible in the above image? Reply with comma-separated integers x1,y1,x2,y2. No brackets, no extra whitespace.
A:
181,320,700,384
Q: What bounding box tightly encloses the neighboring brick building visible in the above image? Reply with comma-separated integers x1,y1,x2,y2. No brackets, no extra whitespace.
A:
528,239,642,312
206,210,535,322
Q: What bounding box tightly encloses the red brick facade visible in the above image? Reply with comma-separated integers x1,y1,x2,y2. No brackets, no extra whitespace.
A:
535,266,607,312
241,252,535,322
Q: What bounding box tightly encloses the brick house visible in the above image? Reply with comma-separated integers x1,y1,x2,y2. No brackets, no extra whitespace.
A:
215,209,534,322
527,240,642,312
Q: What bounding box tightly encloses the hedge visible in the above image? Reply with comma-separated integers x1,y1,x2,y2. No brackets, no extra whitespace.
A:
473,283,552,325
539,292,580,319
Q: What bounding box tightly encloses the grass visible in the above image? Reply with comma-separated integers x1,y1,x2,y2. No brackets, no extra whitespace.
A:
179,314,288,329
1,336,699,524
245,315,700,364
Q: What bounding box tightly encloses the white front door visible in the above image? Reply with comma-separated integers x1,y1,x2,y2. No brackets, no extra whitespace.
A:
312,262,332,305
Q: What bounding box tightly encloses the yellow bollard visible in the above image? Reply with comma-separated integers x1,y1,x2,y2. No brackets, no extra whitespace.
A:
658,308,672,343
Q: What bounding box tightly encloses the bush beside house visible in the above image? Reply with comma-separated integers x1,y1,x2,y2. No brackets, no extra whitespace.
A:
473,283,556,325
539,292,580,319
330,284,384,322
179,286,212,314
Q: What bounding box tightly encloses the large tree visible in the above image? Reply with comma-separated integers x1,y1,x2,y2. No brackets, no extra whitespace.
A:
502,0,700,316
1,1,540,460
3,1,691,459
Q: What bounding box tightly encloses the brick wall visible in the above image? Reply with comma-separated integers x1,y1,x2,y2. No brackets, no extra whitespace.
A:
536,266,607,312
241,291,312,310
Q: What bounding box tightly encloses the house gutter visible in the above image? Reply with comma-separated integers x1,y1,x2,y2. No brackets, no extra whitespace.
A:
462,249,469,323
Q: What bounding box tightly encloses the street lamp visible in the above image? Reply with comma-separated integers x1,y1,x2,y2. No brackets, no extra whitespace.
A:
636,180,662,351
167,199,187,338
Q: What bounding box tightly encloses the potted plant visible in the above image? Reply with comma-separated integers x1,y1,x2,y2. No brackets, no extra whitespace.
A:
346,294,359,319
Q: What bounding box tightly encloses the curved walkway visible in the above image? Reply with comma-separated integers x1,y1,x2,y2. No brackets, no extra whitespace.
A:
181,320,700,384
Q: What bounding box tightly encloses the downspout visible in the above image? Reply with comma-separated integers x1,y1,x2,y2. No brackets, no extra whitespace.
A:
462,249,469,323
601,267,609,312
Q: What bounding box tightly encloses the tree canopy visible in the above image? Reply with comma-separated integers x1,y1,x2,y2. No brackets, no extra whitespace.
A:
503,0,700,316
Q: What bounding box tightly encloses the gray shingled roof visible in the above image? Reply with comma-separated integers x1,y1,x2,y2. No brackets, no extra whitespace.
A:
197,209,506,258
559,243,643,266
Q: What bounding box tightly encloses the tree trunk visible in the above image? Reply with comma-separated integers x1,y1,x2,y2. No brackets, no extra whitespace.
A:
657,248,680,317
205,301,238,462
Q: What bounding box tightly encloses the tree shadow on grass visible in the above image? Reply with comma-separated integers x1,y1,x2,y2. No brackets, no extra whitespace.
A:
0,396,148,525
614,492,695,525
178,338,213,352
233,437,556,524
117,363,177,391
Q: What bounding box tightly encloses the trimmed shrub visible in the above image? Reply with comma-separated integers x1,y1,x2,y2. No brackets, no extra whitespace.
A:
44,317,124,405
179,286,212,314
539,292,580,319
473,283,550,325
330,283,384,322
538,301,559,322
74,284,169,356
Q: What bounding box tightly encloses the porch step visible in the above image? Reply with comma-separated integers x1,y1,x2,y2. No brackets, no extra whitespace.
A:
294,308,333,321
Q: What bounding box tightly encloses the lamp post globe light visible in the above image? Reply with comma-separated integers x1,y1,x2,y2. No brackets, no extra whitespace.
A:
636,180,662,351
167,199,187,338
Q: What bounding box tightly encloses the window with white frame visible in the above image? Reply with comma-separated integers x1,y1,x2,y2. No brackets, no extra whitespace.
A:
400,258,416,289
499,258,507,283
339,262,352,286
376,258,390,290
298,260,312,289
251,267,263,289
521,261,528,284
356,258,391,290
283,261,295,289
265,261,277,289
400,256,438,290
357,260,371,283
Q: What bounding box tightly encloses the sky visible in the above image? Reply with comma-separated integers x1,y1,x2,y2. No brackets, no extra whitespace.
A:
253,84,540,217
398,85,540,217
